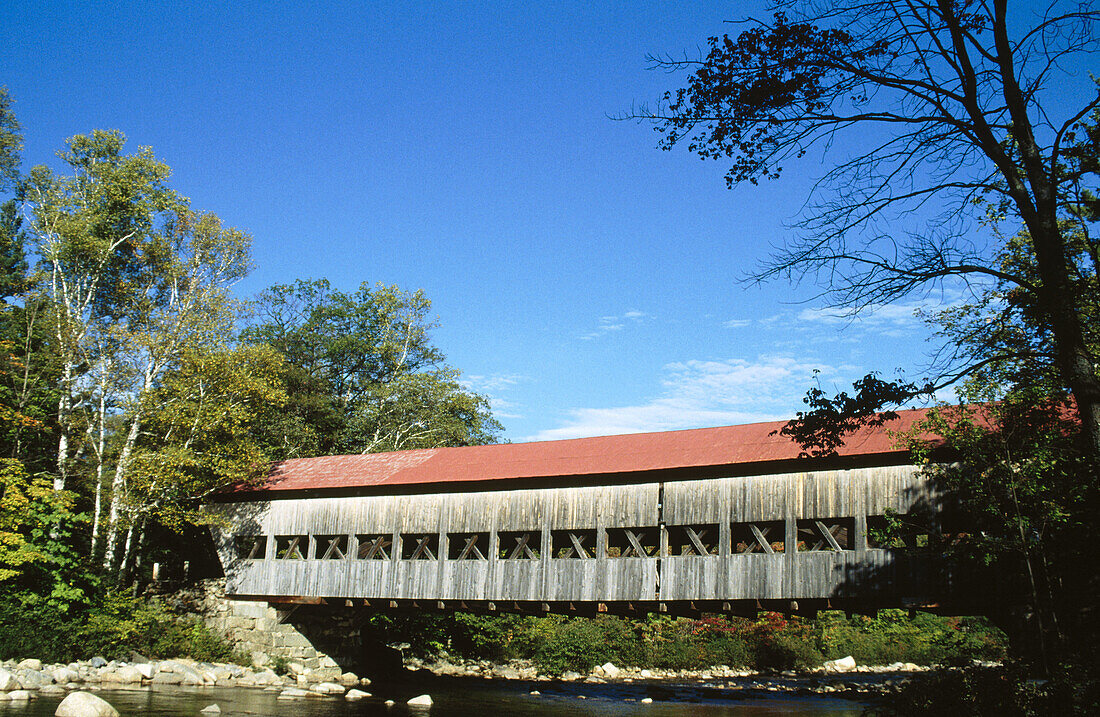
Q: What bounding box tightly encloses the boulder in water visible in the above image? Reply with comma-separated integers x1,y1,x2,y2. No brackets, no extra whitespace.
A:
55,692,120,717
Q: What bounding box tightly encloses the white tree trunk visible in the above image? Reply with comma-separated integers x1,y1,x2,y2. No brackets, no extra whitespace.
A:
88,368,111,557
103,411,143,572
53,362,73,493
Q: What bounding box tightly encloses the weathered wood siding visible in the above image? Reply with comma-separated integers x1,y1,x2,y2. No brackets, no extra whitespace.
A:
208,465,937,602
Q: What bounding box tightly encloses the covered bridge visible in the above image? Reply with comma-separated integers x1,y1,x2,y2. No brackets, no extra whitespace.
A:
206,410,945,616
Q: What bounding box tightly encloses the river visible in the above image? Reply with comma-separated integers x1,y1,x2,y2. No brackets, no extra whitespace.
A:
2,674,870,716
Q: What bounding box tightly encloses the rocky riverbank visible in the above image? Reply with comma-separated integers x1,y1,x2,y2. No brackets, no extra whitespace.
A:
412,653,1003,700
0,655,373,705
0,651,1005,711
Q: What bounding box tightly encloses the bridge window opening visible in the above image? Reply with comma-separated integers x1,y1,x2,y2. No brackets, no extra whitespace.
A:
314,535,348,560
796,518,854,551
448,532,489,560
234,535,267,560
666,524,721,556
498,531,541,560
732,521,785,553
606,527,659,558
356,534,393,560
867,515,932,549
551,529,596,558
402,534,439,560
274,535,307,560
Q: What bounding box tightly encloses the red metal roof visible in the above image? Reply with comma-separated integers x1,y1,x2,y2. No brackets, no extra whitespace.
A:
227,408,941,498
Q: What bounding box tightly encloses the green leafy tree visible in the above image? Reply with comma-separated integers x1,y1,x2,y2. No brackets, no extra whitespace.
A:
0,92,56,471
633,3,1100,691
0,87,21,194
23,130,181,492
99,209,252,573
115,344,288,577
0,458,50,582
0,202,58,471
343,368,502,453
245,279,501,456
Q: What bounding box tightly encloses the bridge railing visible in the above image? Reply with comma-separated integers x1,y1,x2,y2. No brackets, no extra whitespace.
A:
208,465,942,604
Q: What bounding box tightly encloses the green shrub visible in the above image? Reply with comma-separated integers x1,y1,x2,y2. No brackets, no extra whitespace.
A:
815,610,1007,666
736,612,824,670
0,596,79,662
533,615,643,674
450,613,538,661
642,616,753,670
347,608,1008,674
0,590,246,664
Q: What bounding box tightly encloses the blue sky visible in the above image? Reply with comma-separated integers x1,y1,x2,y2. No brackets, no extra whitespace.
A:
3,1,952,442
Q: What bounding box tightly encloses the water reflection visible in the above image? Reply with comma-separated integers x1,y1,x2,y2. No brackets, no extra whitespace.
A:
1,676,866,716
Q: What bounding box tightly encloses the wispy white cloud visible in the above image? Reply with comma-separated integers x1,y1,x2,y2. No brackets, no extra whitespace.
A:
461,373,529,420
723,318,752,328
486,397,524,420
796,301,925,328
579,309,647,340
463,373,526,393
521,355,835,442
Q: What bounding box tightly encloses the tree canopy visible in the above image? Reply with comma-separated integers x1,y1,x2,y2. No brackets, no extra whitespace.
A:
632,0,1100,450
243,279,502,457
0,87,20,194
633,2,1100,683
0,89,503,596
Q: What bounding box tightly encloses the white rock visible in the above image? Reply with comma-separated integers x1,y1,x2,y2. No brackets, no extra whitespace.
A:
16,658,42,671
134,663,154,680
313,682,345,695
158,661,204,685
277,688,310,699
529,690,540,696
407,694,433,707
0,668,18,691
601,662,621,679
384,699,395,707
8,689,33,700
201,705,222,714
639,669,655,679
640,697,654,704
345,689,370,700
823,656,857,673
114,666,143,684
55,691,120,717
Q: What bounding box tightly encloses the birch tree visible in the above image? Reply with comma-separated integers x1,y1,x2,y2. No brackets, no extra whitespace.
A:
101,210,251,572
24,130,179,492
116,344,288,577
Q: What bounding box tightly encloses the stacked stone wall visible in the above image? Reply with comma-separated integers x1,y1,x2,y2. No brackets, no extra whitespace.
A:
189,579,362,675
